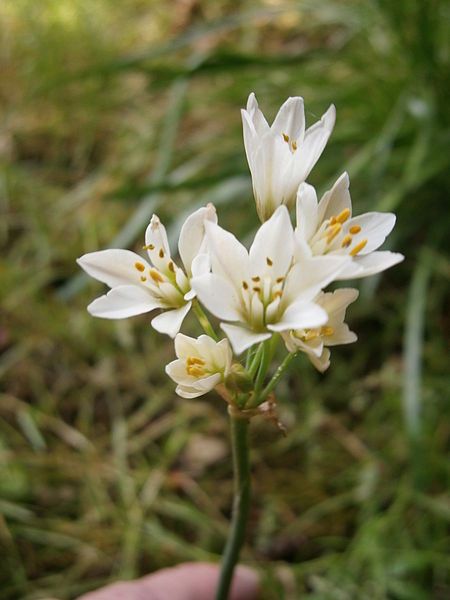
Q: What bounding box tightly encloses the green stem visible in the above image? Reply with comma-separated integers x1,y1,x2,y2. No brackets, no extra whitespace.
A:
253,351,298,407
192,300,219,340
253,340,271,397
216,415,251,600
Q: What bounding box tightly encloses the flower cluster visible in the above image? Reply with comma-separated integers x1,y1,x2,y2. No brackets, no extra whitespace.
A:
78,93,403,404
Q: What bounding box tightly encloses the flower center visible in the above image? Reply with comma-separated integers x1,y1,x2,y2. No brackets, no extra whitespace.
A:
240,257,285,329
296,325,335,342
185,356,207,377
310,210,368,257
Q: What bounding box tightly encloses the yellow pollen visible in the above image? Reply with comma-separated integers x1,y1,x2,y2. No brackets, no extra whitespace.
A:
329,216,337,225
140,276,147,282
304,330,319,341
143,244,155,250
349,225,361,234
292,140,297,151
336,208,351,224
168,261,175,272
282,133,289,142
149,269,164,283
273,291,282,298
253,286,261,293
341,234,352,248
251,276,260,282
186,365,205,377
326,223,342,243
187,357,205,366
350,238,368,256
134,262,145,272
266,257,273,266
321,326,335,336
159,248,165,258
242,281,249,290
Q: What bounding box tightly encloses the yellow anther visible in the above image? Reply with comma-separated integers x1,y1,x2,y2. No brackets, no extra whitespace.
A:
329,216,337,225
251,276,260,282
336,208,351,224
282,133,289,142
143,244,155,250
135,262,145,272
242,281,249,290
350,238,368,256
273,291,282,298
140,276,147,282
321,326,335,337
304,330,319,341
276,276,284,283
349,225,361,234
292,140,297,151
326,223,342,243
186,365,205,377
341,234,352,248
266,257,273,266
168,261,175,272
149,269,164,283
159,248,165,258
187,357,205,366
253,286,261,293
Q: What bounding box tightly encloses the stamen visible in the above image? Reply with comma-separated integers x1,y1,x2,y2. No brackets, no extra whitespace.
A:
186,365,205,377
321,326,335,336
187,357,205,366
143,244,155,250
149,269,164,283
168,261,175,272
336,208,351,224
291,140,297,151
326,223,342,243
266,257,273,266
253,286,261,293
341,234,352,248
349,225,361,234
329,216,337,225
251,276,260,282
282,133,289,142
304,330,319,341
242,281,249,290
159,248,165,258
140,276,147,282
350,239,368,256
134,262,145,272
273,291,282,298
276,277,284,283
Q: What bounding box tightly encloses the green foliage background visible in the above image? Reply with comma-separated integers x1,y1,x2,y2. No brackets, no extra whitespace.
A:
0,1,449,598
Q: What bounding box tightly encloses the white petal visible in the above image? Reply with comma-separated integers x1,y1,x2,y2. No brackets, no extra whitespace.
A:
165,359,192,385
335,251,404,280
296,104,336,180
271,97,305,141
317,172,352,224
87,285,162,319
175,375,221,399
145,214,171,271
178,204,217,276
283,256,349,304
193,373,222,392
296,182,319,242
308,347,331,373
174,333,199,359
77,249,150,288
190,252,211,278
151,302,191,338
191,273,242,321
343,212,396,254
318,288,359,316
220,323,271,355
326,326,357,346
245,92,269,135
249,205,294,279
205,221,250,292
268,301,328,332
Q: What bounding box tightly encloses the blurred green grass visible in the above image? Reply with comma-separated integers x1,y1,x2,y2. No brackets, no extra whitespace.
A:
0,1,449,598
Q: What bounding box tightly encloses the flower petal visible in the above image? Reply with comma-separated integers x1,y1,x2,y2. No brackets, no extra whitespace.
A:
343,212,396,254
249,205,294,280
296,182,319,242
151,302,191,338
336,251,404,279
268,300,328,332
308,347,331,373
77,249,150,288
317,172,352,224
271,96,305,141
87,285,162,319
220,323,271,355
294,104,336,180
283,256,349,304
245,92,270,135
205,221,250,293
145,214,171,270
178,204,217,276
174,333,199,359
191,273,242,321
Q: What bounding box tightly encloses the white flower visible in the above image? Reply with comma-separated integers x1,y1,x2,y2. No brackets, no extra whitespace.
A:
242,92,336,221
165,334,233,398
77,204,217,337
191,205,349,355
295,172,404,279
282,288,358,372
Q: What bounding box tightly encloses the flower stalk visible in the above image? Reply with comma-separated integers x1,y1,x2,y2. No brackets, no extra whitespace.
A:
216,413,251,600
